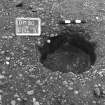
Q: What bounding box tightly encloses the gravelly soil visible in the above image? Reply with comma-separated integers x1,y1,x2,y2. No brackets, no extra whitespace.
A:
0,0,105,105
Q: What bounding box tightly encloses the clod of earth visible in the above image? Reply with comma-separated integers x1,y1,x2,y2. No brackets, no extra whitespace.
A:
93,84,105,99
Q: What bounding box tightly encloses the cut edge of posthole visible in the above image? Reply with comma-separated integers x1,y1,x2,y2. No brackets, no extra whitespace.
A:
38,25,97,74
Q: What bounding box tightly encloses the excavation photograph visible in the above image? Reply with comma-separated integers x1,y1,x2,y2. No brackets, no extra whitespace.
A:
0,0,105,105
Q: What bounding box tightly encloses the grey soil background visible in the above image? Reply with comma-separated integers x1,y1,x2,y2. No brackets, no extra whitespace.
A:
0,0,105,105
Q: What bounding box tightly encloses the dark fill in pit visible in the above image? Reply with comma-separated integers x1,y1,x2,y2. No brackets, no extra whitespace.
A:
38,27,97,74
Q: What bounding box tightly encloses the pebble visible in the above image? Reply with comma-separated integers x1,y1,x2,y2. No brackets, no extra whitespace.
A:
5,61,9,65
0,75,5,79
27,90,34,95
11,100,16,105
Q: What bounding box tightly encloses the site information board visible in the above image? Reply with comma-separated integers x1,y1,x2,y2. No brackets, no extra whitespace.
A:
16,17,41,36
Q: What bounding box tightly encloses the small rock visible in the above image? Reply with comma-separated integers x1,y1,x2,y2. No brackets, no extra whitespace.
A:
27,90,34,95
11,100,16,105
5,61,9,65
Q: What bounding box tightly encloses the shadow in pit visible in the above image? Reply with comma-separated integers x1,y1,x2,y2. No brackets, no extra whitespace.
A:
38,26,97,74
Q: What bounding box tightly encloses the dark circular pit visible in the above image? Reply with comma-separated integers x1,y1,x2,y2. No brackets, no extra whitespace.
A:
38,26,97,74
